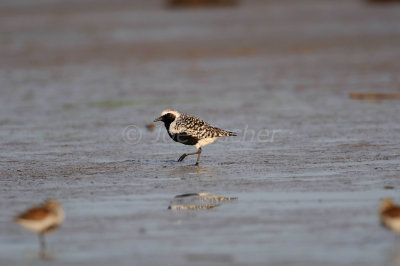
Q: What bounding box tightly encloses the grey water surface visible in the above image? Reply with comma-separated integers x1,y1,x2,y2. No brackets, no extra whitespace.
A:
1,0,400,265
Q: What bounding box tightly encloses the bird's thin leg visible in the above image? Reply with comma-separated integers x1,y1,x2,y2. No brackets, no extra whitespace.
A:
38,233,46,257
178,148,202,163
195,147,202,166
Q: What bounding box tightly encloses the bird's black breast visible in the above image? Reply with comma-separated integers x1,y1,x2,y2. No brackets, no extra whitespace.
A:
169,132,199,146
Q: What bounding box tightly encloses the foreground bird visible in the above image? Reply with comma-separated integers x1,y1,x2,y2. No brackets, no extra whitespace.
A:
14,199,65,254
154,109,236,165
379,198,400,233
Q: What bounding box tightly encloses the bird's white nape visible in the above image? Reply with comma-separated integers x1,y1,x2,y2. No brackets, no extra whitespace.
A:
161,109,181,118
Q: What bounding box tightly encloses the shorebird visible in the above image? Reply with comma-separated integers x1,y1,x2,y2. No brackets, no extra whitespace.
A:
154,109,236,165
379,198,400,233
14,199,65,254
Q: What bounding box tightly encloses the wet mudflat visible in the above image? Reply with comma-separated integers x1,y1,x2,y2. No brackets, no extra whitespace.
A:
1,0,400,265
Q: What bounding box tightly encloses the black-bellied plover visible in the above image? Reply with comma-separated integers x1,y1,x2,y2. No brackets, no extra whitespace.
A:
154,109,236,165
380,198,400,233
14,199,65,254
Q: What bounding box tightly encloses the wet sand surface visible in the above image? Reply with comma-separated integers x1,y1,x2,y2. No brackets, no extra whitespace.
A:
1,0,400,265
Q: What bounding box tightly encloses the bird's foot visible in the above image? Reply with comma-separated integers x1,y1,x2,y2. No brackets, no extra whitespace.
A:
178,154,187,162
38,250,47,260
194,162,199,166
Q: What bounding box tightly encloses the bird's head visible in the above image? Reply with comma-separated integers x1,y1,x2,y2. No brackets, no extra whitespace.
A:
380,198,394,213
45,199,65,221
154,109,181,123
45,199,62,211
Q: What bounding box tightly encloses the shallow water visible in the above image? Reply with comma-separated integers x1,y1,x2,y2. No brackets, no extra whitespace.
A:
1,0,400,265
2,191,400,266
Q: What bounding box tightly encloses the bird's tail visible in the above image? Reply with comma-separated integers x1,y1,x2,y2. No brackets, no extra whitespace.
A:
214,128,237,137
220,130,236,137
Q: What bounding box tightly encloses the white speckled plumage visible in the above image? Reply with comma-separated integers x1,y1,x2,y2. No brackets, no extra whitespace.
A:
154,109,236,165
171,111,234,141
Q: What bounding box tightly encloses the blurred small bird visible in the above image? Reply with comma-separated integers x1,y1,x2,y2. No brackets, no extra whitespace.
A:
379,198,400,233
14,199,65,254
154,109,236,165
146,123,155,132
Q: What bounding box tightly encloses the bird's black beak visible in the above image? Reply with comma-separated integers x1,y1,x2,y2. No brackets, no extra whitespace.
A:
154,116,163,122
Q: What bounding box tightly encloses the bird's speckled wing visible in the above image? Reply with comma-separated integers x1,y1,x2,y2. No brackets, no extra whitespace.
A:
174,114,235,139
